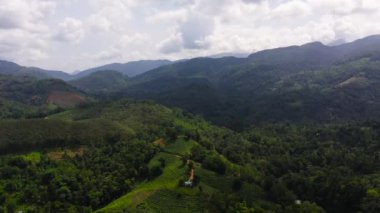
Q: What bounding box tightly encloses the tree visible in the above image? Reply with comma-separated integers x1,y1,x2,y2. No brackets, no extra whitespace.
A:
4,183,16,193
150,165,163,178
361,189,380,213
180,153,189,166
285,201,325,213
232,178,243,191
228,201,255,213
0,193,5,205
158,158,166,168
6,202,15,213
202,155,226,175
269,182,296,205
190,145,207,162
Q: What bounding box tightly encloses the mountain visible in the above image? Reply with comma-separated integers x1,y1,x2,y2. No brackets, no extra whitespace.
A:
208,52,250,58
1,35,380,213
0,74,88,119
96,35,380,129
248,35,380,68
74,59,172,79
0,59,174,81
28,67,74,80
0,60,73,80
69,70,129,94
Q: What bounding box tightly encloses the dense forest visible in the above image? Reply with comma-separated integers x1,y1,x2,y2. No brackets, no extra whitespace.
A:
0,101,379,212
0,35,380,212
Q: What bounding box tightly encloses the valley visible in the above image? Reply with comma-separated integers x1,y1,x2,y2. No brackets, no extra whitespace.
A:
0,35,380,213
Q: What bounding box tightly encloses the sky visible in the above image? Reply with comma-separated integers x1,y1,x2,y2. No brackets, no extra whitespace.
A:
0,0,380,73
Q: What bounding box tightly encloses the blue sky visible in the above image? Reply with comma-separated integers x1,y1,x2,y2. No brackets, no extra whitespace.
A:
0,0,379,72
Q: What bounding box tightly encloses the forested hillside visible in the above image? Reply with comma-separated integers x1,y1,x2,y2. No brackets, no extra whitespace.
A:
69,71,129,94
78,36,380,129
0,75,88,119
0,101,379,212
0,35,380,213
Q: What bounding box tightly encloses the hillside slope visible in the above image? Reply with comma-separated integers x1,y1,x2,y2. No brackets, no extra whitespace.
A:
0,75,88,118
0,60,72,80
99,35,380,129
69,70,129,94
0,100,379,213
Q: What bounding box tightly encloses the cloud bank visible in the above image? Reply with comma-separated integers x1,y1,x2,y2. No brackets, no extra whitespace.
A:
0,0,379,72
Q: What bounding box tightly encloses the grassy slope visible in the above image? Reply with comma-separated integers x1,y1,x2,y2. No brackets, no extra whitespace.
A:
98,137,238,212
97,139,193,212
98,153,184,212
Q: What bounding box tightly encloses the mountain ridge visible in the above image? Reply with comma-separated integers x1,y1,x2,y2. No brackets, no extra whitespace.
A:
1,35,380,213
89,34,380,129
74,59,173,79
0,59,174,81
2,34,379,82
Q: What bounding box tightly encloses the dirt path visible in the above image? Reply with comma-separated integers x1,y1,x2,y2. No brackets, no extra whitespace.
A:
189,168,194,181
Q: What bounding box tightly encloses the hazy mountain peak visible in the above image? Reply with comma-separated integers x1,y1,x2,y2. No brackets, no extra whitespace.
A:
207,52,251,58
301,41,325,48
73,59,173,79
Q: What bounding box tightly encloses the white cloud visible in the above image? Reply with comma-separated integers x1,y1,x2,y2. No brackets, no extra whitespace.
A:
0,8,25,29
120,33,150,47
361,0,380,11
53,18,85,43
272,0,312,19
180,13,215,49
333,18,357,40
0,0,55,30
0,0,56,65
87,0,133,33
158,33,183,54
0,0,380,71
92,48,122,61
146,9,187,24
306,0,380,15
87,14,111,32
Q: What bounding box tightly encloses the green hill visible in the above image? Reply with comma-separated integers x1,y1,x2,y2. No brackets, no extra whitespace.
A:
96,35,380,130
0,60,72,80
0,74,89,119
0,100,379,213
1,36,380,213
69,70,129,94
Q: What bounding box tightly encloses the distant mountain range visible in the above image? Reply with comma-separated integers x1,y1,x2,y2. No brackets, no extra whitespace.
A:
1,35,380,213
75,60,172,79
0,52,254,81
208,52,250,58
0,74,88,119
73,34,380,129
2,35,380,128
0,60,73,80
0,59,174,80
